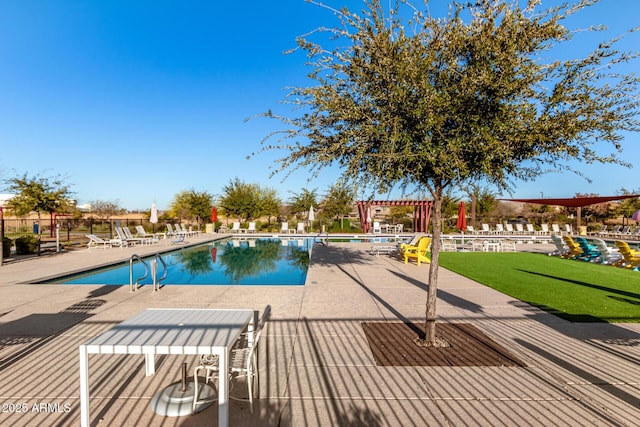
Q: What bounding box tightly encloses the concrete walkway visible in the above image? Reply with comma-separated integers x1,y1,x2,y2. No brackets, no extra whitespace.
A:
1,235,639,426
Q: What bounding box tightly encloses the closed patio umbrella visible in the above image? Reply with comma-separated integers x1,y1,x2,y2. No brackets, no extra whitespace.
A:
150,203,158,232
457,202,467,247
211,206,217,223
308,205,315,232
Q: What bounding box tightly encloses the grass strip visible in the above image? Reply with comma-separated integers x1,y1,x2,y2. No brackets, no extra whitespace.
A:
438,252,640,323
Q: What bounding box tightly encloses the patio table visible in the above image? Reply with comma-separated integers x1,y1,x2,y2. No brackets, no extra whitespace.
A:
79,308,255,427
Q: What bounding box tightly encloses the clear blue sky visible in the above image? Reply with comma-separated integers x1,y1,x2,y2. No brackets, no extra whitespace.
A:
1,0,639,210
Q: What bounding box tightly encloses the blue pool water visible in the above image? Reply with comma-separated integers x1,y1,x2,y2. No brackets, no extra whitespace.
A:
46,237,313,286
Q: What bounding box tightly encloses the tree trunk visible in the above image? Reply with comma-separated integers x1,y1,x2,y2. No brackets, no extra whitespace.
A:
424,185,443,345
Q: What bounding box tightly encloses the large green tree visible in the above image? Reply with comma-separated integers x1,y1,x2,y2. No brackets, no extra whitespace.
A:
219,177,279,222
261,0,640,346
288,188,318,218
170,189,213,228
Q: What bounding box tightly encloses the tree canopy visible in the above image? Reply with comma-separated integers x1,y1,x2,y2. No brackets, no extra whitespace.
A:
170,189,213,226
4,172,73,218
261,0,640,345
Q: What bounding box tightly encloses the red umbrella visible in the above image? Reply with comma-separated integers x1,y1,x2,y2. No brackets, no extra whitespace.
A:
456,202,467,232
211,206,217,223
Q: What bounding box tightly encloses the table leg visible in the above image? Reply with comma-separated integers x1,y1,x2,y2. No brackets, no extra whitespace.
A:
218,349,229,427
145,352,155,376
79,345,90,427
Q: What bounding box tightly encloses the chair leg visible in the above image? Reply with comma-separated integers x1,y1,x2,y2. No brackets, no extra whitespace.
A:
192,366,201,414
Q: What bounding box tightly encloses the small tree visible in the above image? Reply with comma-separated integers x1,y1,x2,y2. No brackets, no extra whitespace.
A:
4,172,73,254
288,188,318,219
90,200,121,221
261,0,640,346
321,181,355,228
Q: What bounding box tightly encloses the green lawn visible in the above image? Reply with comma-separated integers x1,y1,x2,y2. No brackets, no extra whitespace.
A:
438,252,640,323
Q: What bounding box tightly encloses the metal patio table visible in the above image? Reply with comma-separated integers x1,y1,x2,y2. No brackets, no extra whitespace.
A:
79,308,255,427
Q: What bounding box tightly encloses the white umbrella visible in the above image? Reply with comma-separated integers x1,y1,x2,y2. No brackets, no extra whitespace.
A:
308,205,315,232
150,203,158,224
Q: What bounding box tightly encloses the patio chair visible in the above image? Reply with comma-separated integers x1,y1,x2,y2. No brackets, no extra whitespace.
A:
539,224,550,235
471,239,485,251
123,226,156,245
480,224,492,234
564,224,573,235
193,305,271,414
181,223,198,236
373,221,382,234
230,222,242,233
549,234,569,257
614,241,640,269
495,224,505,234
574,237,601,262
526,224,535,234
551,224,561,235
515,224,525,234
246,222,257,233
114,226,137,246
505,223,514,234
135,225,159,240
296,223,305,234
561,235,583,259
280,222,292,234
403,237,431,266
591,238,622,265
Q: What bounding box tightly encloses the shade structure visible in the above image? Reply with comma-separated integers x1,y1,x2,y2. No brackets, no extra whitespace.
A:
211,206,217,223
456,202,467,232
150,203,158,224
632,209,640,222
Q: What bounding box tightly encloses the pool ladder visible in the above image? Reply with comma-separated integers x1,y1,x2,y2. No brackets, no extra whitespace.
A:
129,254,167,292
314,231,329,246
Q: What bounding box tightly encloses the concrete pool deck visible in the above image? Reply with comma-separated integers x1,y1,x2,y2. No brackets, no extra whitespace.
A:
1,234,640,426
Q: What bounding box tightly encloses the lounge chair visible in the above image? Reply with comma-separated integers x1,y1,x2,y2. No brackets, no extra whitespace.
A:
525,224,535,234
480,224,492,234
505,223,514,234
114,226,137,246
561,235,583,259
180,223,198,236
495,224,505,234
549,234,569,257
280,222,292,234
135,225,160,240
540,224,550,235
246,222,257,233
466,225,476,234
193,305,271,414
123,226,157,245
614,241,640,269
551,224,561,235
591,238,622,265
515,224,525,234
564,224,573,235
230,222,242,233
403,237,431,266
574,237,601,262
296,223,305,234
373,221,382,234
85,234,114,249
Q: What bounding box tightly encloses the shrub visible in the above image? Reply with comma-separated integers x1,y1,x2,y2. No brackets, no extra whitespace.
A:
2,236,12,258
15,235,39,255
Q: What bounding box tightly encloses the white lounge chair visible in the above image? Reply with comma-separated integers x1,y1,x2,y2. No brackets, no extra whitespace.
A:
505,223,514,234
551,224,561,235
525,224,535,234
230,222,242,233
85,234,114,249
495,224,505,234
539,224,550,235
515,224,524,234
480,224,492,234
246,222,257,233
296,223,305,234
280,222,292,234
373,221,382,234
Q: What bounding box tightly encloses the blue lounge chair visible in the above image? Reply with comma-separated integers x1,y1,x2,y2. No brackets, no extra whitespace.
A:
574,237,601,262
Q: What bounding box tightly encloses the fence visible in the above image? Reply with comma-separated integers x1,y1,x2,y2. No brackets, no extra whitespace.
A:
1,217,184,244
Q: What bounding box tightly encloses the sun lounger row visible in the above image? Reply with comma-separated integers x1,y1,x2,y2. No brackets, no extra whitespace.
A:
593,225,640,240
547,235,638,268
86,225,162,249
467,223,572,235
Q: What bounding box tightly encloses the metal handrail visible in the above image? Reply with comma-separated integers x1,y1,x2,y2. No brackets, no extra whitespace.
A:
314,231,329,246
129,254,149,292
151,254,168,291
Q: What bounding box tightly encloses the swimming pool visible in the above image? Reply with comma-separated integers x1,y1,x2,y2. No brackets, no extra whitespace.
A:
45,237,313,286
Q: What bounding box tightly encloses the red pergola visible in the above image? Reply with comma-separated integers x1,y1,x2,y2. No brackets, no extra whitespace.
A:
356,200,433,234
